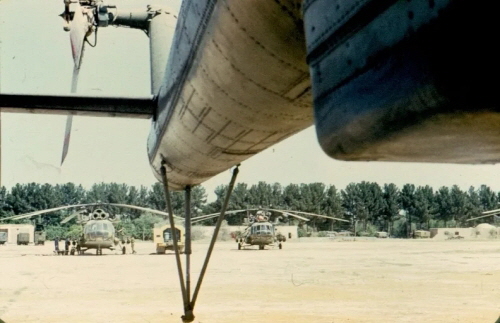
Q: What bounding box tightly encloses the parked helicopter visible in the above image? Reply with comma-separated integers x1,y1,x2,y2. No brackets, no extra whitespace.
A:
0,202,182,255
192,208,349,250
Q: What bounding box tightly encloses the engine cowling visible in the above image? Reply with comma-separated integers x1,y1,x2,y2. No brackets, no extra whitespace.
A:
92,208,109,220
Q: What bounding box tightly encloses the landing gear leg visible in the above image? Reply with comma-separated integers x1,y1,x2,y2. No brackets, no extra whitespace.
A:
160,161,239,322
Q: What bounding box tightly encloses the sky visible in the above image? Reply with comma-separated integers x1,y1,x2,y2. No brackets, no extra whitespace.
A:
2,0,500,202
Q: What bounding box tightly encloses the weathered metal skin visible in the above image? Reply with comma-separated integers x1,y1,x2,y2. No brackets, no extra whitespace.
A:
148,0,312,190
304,0,500,164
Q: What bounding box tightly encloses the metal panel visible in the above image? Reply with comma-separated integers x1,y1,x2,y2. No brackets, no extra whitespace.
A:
149,0,312,190
304,0,500,164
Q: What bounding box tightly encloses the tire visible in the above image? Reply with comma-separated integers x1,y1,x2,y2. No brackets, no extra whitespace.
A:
238,243,241,250
122,246,126,255
279,243,282,249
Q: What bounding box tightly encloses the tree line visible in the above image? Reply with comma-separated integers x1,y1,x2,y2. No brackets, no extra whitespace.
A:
0,181,499,239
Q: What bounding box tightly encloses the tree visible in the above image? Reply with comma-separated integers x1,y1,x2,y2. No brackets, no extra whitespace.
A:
133,213,163,240
465,186,482,225
400,184,416,237
0,186,11,218
414,186,435,229
382,183,400,234
450,185,468,226
282,184,302,210
479,185,498,211
126,185,149,219
247,182,273,207
147,182,166,211
229,183,250,210
299,183,326,230
359,182,384,230
321,185,344,231
435,186,453,227
341,183,365,234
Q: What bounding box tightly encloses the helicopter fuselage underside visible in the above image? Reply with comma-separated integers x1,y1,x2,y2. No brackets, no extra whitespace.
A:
81,241,113,250
246,234,274,246
148,0,311,190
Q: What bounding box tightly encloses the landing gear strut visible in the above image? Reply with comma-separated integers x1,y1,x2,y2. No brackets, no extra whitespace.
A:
160,162,239,322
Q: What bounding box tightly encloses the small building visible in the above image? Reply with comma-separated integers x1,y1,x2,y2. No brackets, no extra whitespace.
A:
430,223,500,240
0,224,35,245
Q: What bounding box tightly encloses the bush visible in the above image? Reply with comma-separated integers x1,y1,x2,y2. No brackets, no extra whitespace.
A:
45,226,66,240
298,228,312,237
65,225,83,240
191,227,206,240
356,223,378,237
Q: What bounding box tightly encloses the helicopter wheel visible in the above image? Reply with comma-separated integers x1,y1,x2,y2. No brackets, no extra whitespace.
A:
122,246,126,255
259,245,264,250
279,243,282,249
237,243,241,250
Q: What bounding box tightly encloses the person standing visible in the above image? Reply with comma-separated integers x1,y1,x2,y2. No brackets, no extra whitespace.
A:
130,236,136,254
54,237,59,254
65,237,70,255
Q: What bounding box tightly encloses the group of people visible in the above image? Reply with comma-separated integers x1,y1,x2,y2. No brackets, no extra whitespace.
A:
53,237,76,255
112,235,136,254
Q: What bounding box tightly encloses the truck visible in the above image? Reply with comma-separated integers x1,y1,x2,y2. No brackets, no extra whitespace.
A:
34,231,46,245
17,232,30,245
153,224,185,254
34,224,46,245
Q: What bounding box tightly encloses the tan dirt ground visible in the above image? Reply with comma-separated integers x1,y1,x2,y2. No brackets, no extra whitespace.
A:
0,238,499,323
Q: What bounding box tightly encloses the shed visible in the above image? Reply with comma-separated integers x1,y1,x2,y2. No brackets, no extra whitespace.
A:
0,224,35,244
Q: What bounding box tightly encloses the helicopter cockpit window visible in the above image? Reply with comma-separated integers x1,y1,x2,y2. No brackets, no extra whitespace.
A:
101,223,112,238
163,228,181,242
252,224,272,235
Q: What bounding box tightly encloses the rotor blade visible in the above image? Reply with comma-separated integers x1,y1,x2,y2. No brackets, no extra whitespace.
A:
61,46,81,165
106,203,183,219
3,203,99,221
61,1,89,166
304,213,350,222
466,213,496,222
481,208,500,215
61,115,73,165
190,210,243,221
191,214,222,224
60,210,80,224
270,208,350,223
281,212,310,222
